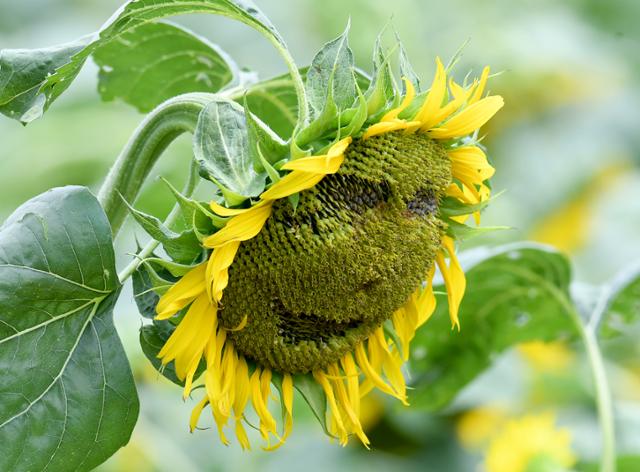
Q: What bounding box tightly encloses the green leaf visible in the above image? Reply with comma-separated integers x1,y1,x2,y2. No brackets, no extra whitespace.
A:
193,99,267,202
0,35,93,122
94,21,238,112
396,33,420,92
365,31,397,117
124,199,202,264
306,22,357,117
132,262,178,319
409,243,577,411
0,186,138,471
0,0,284,124
599,262,640,339
242,72,300,139
293,373,330,435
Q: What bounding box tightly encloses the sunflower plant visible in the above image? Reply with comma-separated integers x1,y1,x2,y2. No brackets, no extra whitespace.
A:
0,1,631,471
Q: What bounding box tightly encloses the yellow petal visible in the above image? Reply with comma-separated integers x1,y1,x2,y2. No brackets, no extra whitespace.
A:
280,153,342,174
435,236,466,329
205,240,240,302
327,364,369,447
414,57,447,129
354,342,399,400
157,293,215,378
203,202,273,248
189,397,209,432
417,265,437,327
313,370,347,437
362,120,419,140
209,200,253,217
448,146,495,181
429,95,504,139
381,77,416,122
420,80,475,132
469,66,490,105
156,263,207,320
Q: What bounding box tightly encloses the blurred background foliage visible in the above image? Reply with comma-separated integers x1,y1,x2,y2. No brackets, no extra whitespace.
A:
1,0,639,470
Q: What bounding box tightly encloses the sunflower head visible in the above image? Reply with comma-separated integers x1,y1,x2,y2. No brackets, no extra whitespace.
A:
141,25,503,450
222,132,451,373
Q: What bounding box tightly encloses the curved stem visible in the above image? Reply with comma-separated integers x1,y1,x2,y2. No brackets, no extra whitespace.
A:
268,39,308,127
98,92,215,237
117,161,200,283
548,285,616,472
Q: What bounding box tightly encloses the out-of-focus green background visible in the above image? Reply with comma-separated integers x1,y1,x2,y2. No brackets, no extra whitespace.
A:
1,1,639,470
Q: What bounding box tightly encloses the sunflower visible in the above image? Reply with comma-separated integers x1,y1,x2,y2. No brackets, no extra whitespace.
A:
151,50,503,450
484,413,576,472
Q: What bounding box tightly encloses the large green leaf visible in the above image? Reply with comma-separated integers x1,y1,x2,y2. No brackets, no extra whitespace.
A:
599,263,640,339
94,21,238,112
0,186,138,471
0,0,284,123
409,244,577,411
193,99,267,203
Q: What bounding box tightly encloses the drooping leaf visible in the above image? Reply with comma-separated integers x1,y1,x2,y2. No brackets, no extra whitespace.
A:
0,0,285,124
124,199,203,264
193,99,267,203
599,262,640,339
409,244,577,411
305,22,357,117
0,186,138,471
0,35,93,122
94,21,238,112
293,373,330,436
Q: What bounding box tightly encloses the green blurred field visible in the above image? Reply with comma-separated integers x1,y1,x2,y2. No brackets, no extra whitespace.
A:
1,1,639,470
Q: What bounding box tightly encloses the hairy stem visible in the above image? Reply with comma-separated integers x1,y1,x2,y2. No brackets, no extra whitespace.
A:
98,92,215,237
270,40,308,127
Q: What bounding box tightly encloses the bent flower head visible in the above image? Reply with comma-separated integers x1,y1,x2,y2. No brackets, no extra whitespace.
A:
152,47,503,449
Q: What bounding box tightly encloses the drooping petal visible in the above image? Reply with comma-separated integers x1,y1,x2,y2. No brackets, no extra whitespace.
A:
157,293,216,383
435,236,466,329
416,265,437,327
205,240,241,302
156,263,207,319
